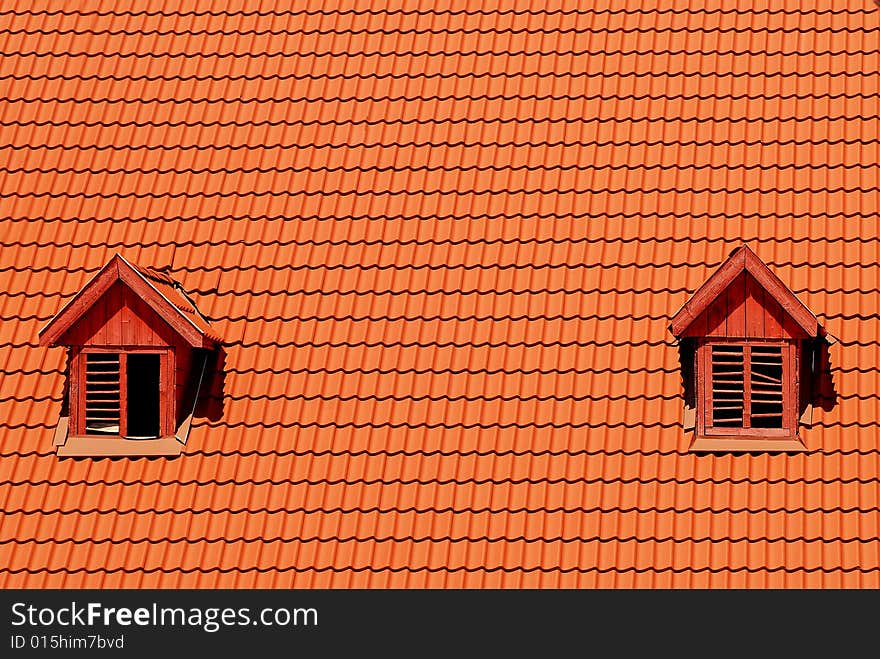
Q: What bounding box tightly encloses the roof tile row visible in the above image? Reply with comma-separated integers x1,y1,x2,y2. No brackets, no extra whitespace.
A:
1,1,878,587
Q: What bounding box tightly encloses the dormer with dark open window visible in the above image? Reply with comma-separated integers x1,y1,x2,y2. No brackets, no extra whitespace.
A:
38,254,220,457
670,246,827,453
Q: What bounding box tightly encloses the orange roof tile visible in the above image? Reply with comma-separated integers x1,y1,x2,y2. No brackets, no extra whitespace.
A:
1,1,879,588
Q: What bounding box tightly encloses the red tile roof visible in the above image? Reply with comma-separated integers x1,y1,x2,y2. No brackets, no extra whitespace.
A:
1,2,879,588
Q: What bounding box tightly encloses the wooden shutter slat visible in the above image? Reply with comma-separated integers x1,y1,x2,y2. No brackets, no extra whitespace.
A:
710,345,746,429
702,340,794,437
748,344,784,430
84,353,121,435
751,372,782,384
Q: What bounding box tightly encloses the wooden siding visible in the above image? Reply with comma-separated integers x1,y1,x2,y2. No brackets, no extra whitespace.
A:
175,347,192,426
683,273,809,340
59,281,180,347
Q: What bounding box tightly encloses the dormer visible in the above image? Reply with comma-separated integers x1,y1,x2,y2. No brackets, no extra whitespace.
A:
38,254,219,456
670,246,826,452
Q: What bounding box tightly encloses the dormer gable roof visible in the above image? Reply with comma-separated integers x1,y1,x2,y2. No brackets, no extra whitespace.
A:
669,245,824,339
38,254,219,349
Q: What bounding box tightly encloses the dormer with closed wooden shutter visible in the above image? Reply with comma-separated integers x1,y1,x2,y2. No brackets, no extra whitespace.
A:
669,245,827,453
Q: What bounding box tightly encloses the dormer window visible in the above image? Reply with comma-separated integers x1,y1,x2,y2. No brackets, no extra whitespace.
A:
38,254,219,457
670,246,827,452
703,341,794,436
82,350,168,438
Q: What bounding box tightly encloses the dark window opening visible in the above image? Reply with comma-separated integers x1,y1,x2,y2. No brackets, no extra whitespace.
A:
126,353,161,438
749,345,784,428
85,353,121,434
710,345,744,427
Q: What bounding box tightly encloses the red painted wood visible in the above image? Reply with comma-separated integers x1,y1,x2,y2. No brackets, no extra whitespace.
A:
85,296,99,345
762,290,785,338
670,248,746,336
698,338,797,439
744,274,764,339
86,300,96,345
705,294,727,336
670,244,820,338
686,270,807,342
41,254,213,348
61,282,181,348
725,272,747,337
120,289,132,342
784,342,798,431
119,352,128,437
743,344,752,429
125,286,145,345
693,310,706,337
107,283,120,344
115,284,127,343
70,347,82,435
175,343,192,426
682,308,707,337
124,286,141,345
96,286,108,344
76,347,174,439
163,350,175,436
137,287,151,345
781,310,804,340
78,349,87,435
135,289,155,345
742,249,818,336
86,297,99,344
702,344,713,429
39,259,120,346
42,255,211,445
106,284,116,343
117,262,205,347
696,339,708,437
96,297,105,342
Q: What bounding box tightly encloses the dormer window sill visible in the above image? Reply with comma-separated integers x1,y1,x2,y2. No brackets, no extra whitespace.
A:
690,437,807,453
57,435,184,457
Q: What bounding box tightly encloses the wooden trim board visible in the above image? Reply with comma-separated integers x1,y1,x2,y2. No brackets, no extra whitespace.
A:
57,436,184,457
